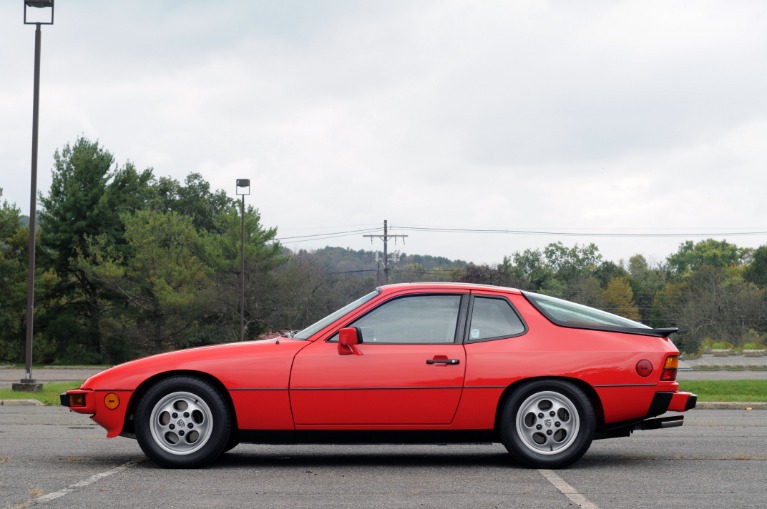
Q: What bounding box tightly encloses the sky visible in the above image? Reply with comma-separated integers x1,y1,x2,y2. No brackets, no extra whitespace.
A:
2,0,767,267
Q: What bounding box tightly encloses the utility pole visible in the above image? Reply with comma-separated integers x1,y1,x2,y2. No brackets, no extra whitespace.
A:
364,220,407,284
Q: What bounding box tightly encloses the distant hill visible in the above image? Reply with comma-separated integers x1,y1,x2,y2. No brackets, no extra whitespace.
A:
292,246,468,282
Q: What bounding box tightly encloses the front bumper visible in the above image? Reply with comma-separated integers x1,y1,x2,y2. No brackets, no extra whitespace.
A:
60,389,96,413
60,388,131,438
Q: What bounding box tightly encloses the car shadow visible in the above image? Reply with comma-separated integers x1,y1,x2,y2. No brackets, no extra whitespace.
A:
214,445,517,469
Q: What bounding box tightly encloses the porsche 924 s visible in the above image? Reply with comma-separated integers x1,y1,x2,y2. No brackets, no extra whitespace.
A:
61,283,696,468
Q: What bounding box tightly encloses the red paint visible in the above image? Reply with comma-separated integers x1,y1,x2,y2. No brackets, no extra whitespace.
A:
63,283,695,448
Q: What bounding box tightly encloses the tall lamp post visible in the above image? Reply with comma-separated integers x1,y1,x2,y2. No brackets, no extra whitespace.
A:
236,179,250,341
14,0,54,393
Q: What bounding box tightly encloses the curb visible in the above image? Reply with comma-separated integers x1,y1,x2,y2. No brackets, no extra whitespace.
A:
0,399,45,406
695,402,767,410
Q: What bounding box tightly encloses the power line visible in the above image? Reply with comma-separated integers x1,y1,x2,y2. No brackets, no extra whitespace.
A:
275,224,767,244
394,226,767,238
277,227,380,244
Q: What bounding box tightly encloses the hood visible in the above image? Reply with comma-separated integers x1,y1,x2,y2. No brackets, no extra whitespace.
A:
82,336,304,390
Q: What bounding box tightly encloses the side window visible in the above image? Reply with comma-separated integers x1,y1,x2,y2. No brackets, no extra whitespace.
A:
348,294,462,344
469,297,525,341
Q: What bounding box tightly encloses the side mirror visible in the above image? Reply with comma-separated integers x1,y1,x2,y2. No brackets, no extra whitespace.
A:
338,327,362,356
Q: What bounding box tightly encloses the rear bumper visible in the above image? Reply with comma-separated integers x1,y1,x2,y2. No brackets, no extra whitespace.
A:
645,391,697,418
669,391,697,412
596,391,697,440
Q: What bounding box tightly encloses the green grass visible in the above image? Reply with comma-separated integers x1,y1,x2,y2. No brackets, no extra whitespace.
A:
0,381,82,406
678,380,767,402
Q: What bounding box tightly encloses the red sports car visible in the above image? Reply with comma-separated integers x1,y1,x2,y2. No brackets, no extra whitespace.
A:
61,283,696,469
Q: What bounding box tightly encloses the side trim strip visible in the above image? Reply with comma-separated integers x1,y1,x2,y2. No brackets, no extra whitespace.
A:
593,383,655,388
290,386,462,391
229,388,287,391
231,386,499,391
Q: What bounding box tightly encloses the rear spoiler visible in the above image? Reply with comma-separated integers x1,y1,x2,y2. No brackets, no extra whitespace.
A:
609,326,678,338
548,324,679,338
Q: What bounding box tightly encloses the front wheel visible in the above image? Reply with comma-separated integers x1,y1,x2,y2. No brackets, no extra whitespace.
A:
135,376,231,468
500,380,595,469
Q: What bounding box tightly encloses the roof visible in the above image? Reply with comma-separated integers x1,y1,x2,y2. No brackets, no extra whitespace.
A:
377,282,523,294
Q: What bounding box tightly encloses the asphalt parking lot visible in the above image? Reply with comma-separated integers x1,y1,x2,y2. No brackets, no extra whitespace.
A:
1,406,765,509
2,356,766,508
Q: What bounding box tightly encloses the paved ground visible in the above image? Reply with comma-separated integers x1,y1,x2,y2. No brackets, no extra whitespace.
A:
678,353,767,380
0,406,765,509
0,366,103,389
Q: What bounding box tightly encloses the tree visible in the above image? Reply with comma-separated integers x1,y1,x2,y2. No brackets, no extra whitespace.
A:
594,260,628,288
744,245,767,287
78,210,217,358
38,138,155,361
210,206,286,340
544,243,602,284
667,239,745,277
153,173,236,234
568,275,605,308
653,266,767,354
626,255,668,325
459,263,505,286
503,250,556,290
0,192,27,361
603,277,640,320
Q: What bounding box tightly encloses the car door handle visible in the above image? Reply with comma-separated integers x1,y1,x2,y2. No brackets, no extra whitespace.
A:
426,359,460,365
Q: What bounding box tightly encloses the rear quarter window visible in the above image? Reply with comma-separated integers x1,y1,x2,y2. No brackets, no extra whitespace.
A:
523,291,649,330
468,296,526,341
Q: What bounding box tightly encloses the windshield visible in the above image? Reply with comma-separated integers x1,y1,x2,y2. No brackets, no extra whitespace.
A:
293,290,380,340
523,291,648,329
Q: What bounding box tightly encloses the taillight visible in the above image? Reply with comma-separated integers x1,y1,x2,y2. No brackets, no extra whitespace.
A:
660,355,678,381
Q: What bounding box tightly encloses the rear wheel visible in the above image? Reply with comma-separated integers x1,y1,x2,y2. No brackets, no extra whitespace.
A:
500,380,595,468
135,376,231,468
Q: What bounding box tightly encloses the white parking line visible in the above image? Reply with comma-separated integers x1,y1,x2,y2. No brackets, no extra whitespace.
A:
538,469,599,509
10,459,142,508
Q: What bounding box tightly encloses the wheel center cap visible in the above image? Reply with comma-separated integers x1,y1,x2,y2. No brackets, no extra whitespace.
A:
177,419,186,428
544,419,552,428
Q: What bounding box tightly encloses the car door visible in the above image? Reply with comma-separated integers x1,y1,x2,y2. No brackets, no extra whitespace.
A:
290,293,467,426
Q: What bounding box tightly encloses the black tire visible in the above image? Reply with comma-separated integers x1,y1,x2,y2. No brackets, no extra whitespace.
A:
135,376,231,468
500,380,595,469
223,432,240,453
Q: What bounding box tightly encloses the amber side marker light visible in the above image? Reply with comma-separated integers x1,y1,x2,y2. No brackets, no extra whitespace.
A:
660,356,679,381
104,393,120,410
69,393,86,407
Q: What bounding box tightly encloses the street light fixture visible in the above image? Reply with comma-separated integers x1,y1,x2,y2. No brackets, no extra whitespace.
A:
14,0,54,393
236,179,250,341
24,0,54,24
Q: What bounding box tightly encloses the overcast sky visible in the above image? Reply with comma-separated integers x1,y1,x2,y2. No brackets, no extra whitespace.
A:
2,0,767,266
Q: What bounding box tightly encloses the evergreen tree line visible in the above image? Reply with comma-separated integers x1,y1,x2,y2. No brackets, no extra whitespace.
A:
1,137,766,362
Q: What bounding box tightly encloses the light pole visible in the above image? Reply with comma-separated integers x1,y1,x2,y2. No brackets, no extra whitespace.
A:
236,179,250,341
14,0,54,393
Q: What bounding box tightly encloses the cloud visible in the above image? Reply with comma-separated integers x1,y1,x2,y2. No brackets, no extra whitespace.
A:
2,0,767,265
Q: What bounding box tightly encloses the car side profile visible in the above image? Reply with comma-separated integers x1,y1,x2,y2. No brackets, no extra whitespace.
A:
61,283,696,468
